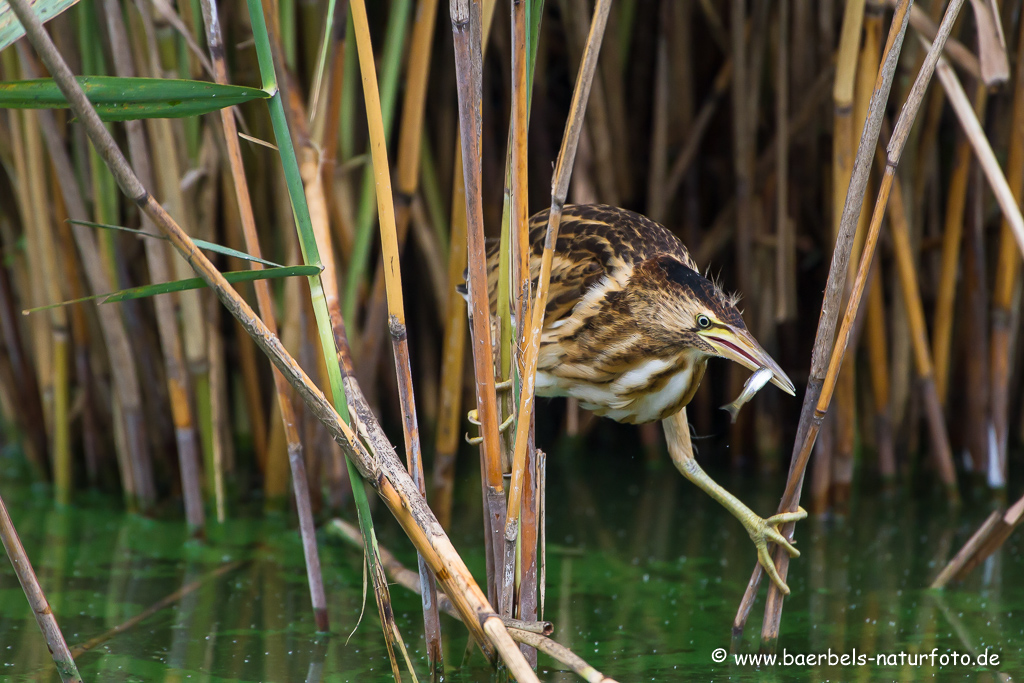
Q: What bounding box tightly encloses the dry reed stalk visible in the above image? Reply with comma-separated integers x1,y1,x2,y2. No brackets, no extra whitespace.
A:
15,53,152,509
15,99,63,488
54,197,99,485
143,0,214,524
503,0,612,616
726,0,761,463
329,518,555,633
932,49,1024,481
101,0,198,518
192,131,225,501
732,0,912,639
508,628,620,683
931,494,1024,588
0,493,82,682
828,0,866,511
47,209,71,506
934,50,1024,292
791,0,812,101
855,6,895,482
9,5,539,672
775,0,796,322
510,0,533,367
646,4,670,222
518,436,541,660
205,291,227,522
874,142,956,492
932,84,987,405
964,166,990,472
349,0,443,670
12,109,54,455
341,0,412,336
432,0,496,532
221,159,268,475
882,0,981,80
809,421,833,513
597,1,630,202
319,0,352,261
450,0,507,606
988,9,1024,490
561,0,618,205
496,0,536,623
148,120,209,525
358,0,442,400
731,0,751,296
966,0,1009,84
197,0,328,628
756,1,966,644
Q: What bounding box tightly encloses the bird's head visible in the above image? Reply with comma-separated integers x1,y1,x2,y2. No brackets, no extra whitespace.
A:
635,255,796,396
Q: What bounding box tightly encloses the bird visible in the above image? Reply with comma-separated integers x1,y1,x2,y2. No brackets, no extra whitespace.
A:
475,204,806,595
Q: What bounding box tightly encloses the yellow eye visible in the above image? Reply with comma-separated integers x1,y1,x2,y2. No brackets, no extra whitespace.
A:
697,315,711,329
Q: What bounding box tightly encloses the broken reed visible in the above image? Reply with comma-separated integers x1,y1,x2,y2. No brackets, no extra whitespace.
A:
3,0,1024,677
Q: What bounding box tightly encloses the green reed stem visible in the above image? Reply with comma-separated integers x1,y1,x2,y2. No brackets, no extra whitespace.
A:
247,0,408,656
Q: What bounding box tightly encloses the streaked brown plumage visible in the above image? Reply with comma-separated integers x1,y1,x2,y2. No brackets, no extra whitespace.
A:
471,204,805,595
483,204,794,424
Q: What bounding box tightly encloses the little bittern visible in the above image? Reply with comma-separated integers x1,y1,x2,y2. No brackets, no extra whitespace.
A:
476,204,805,594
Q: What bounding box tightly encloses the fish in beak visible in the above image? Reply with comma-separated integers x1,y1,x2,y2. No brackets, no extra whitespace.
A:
701,326,796,396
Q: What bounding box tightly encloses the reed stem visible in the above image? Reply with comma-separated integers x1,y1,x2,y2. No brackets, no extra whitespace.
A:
450,0,506,605
733,0,913,640
0,492,82,682
503,0,612,615
756,0,966,645
349,0,443,672
9,3,533,671
988,10,1024,489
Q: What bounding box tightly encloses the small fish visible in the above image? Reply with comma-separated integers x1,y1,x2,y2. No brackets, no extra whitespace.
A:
721,367,773,423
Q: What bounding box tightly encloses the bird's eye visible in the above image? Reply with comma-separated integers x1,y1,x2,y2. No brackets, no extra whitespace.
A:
697,315,711,329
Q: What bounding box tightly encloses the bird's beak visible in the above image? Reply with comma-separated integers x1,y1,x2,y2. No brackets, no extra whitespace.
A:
701,326,796,396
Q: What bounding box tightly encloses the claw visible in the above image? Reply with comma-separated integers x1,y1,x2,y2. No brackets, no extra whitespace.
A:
465,432,483,445
743,506,808,596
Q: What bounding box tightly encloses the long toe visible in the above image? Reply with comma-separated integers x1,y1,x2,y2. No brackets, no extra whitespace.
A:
766,510,806,526
757,545,791,596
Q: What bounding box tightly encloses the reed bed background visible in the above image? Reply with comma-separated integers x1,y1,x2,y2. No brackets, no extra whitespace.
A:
1,0,1024,679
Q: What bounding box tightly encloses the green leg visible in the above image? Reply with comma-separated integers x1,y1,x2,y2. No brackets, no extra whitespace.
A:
662,408,806,595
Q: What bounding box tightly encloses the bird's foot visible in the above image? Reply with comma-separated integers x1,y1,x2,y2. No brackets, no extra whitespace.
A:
464,409,514,445
740,507,807,596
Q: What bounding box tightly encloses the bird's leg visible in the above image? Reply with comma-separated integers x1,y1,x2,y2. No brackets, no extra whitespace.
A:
662,408,806,595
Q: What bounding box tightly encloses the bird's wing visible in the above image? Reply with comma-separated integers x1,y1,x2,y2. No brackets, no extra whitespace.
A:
485,204,697,328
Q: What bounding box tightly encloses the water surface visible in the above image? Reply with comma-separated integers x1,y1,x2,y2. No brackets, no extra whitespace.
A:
1,440,1021,681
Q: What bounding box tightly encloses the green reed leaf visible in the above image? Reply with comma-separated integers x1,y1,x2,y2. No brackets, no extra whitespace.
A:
0,76,268,120
24,265,319,313
69,220,284,268
0,0,79,53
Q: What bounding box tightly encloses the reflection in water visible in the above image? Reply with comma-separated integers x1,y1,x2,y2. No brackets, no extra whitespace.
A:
0,445,1022,682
